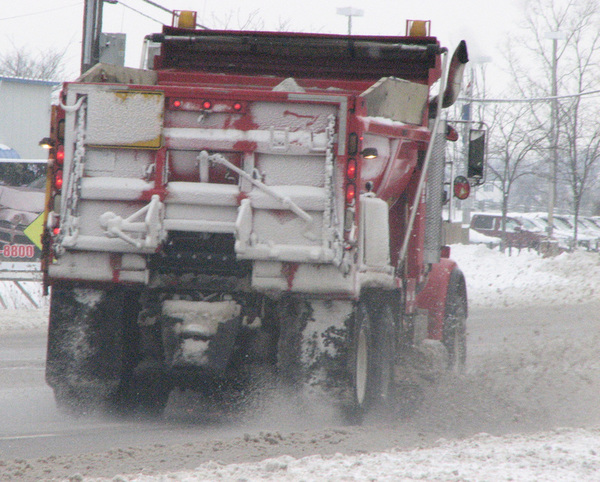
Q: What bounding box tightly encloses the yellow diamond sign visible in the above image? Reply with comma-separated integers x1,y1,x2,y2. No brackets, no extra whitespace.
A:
24,213,44,251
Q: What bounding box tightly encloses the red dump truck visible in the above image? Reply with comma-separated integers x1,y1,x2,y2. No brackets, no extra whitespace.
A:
41,15,470,422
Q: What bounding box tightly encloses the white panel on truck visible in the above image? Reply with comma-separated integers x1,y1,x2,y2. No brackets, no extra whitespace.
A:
86,90,164,148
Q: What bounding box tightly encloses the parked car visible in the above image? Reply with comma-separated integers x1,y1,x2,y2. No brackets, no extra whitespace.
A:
517,214,571,252
577,217,600,250
470,213,545,249
553,215,597,250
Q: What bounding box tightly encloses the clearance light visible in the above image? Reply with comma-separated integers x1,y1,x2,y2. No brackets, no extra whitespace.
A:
233,102,243,111
202,100,212,110
172,99,182,108
346,158,357,180
345,183,356,205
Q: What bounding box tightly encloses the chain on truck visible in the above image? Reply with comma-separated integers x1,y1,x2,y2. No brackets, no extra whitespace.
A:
41,12,478,422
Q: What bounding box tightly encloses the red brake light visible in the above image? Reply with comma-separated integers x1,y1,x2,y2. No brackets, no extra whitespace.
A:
53,227,60,236
54,169,63,190
202,100,212,110
345,183,356,205
346,159,357,180
55,145,64,165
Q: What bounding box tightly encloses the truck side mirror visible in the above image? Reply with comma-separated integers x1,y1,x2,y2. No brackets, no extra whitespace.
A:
468,128,486,184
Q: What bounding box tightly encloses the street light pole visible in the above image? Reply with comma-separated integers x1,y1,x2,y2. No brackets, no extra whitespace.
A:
544,31,566,236
336,7,364,35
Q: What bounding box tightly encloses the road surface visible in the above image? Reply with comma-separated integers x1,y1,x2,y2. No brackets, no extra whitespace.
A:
1,303,599,480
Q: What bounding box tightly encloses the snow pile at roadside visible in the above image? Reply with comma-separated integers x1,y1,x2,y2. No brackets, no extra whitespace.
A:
451,244,600,309
101,427,600,482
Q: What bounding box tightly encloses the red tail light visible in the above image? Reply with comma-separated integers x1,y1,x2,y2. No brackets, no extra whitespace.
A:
345,183,356,205
53,227,60,236
202,100,212,110
55,145,65,165
54,169,63,190
172,99,182,108
346,158,357,180
233,102,243,111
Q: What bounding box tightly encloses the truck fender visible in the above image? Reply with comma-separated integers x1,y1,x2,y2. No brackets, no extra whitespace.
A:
416,258,466,340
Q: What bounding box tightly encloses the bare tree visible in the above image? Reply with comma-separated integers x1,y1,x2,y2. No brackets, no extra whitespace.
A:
501,0,600,245
486,102,544,251
553,2,600,243
0,44,66,80
207,9,292,32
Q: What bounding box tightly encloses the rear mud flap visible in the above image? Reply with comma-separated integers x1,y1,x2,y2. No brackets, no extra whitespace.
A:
277,298,354,403
45,286,134,411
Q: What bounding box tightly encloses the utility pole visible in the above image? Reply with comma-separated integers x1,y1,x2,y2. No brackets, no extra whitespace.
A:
81,0,118,74
81,0,103,74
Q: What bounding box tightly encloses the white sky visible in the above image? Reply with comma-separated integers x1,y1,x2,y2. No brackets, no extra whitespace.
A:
0,0,522,83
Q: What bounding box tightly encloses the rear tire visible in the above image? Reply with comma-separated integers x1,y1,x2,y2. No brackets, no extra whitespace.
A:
347,297,395,424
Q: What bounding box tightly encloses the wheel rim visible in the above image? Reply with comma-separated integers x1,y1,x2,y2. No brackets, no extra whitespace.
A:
355,326,368,405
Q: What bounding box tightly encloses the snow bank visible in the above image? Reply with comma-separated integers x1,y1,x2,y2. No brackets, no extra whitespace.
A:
452,244,600,309
100,427,600,481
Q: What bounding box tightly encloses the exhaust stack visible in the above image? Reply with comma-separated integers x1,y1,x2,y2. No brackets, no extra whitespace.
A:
430,40,469,113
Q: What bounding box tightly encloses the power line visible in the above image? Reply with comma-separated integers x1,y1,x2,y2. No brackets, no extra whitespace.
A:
117,0,165,25
0,2,82,21
462,89,600,104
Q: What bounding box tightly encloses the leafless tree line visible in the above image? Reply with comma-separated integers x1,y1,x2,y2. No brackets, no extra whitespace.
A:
0,44,66,80
467,0,600,247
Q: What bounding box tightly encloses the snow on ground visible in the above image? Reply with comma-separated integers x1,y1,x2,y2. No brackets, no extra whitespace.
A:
3,247,600,480
0,281,48,332
92,427,600,481
452,244,600,309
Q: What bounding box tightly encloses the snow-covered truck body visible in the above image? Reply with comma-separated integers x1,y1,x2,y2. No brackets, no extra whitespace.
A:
42,19,469,420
